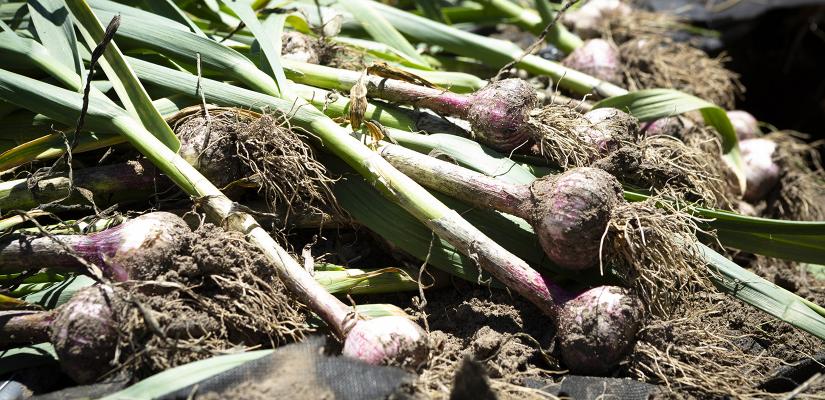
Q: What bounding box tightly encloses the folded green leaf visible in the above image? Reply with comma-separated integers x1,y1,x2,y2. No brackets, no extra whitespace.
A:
21,274,96,309
360,0,627,97
414,0,448,23
142,0,208,37
89,0,191,31
715,230,825,264
27,0,84,77
0,20,81,89
89,5,279,96
0,95,189,171
0,343,57,376
223,0,285,94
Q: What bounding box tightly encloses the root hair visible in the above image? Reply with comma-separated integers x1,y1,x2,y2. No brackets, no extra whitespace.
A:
628,295,781,398
639,133,735,208
526,104,637,169
605,199,712,316
619,37,743,109
598,9,681,45
764,131,825,221
527,104,597,168
171,107,340,229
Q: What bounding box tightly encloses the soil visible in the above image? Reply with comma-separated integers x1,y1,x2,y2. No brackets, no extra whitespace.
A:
627,290,823,398
393,279,825,399
6,8,825,399
398,282,559,399
89,222,310,382
751,256,825,309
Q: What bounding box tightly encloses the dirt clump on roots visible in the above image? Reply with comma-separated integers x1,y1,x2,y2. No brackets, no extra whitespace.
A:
170,107,339,227
595,134,735,208
391,285,558,399
619,37,742,109
281,31,322,65
680,125,740,209
107,223,310,380
762,131,825,221
627,291,823,398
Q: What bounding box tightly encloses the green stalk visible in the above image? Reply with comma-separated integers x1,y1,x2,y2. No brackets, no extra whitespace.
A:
375,142,825,336
0,85,464,172
6,1,565,319
0,96,189,171
359,0,626,97
478,0,583,53
289,83,462,133
413,4,507,24
337,0,431,68
0,23,81,90
66,0,180,150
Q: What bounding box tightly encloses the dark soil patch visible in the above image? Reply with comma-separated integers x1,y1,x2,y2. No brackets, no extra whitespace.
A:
374,281,557,399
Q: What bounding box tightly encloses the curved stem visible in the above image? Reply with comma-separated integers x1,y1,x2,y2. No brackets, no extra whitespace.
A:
285,61,474,118
131,60,561,316
111,117,355,337
381,144,531,218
